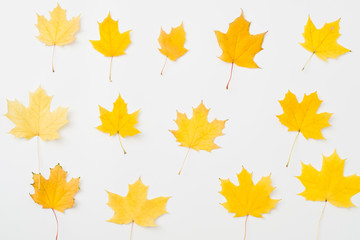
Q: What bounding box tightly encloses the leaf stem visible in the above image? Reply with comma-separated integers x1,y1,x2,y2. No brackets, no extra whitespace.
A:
109,57,113,82
302,52,315,71
37,136,41,189
51,208,59,240
130,221,134,240
161,57,168,75
226,62,234,90
316,201,327,240
52,45,56,72
117,134,127,154
244,215,249,240
178,147,191,175
286,131,300,167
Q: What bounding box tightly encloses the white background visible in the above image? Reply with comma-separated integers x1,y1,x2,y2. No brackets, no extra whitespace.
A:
0,0,359,239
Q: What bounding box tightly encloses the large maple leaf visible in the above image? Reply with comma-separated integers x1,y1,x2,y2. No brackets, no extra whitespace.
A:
106,178,169,238
277,91,332,167
36,4,80,72
215,11,267,89
97,94,140,154
220,167,280,239
297,150,360,208
170,101,226,174
90,13,131,81
158,23,188,75
6,86,69,141
300,16,350,70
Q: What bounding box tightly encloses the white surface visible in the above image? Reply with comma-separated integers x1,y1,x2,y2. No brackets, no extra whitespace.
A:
0,0,359,239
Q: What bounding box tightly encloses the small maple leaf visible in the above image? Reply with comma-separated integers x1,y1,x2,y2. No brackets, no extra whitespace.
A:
297,150,360,208
106,178,169,239
300,16,350,71
215,10,267,89
220,167,280,239
158,23,188,75
97,94,140,154
90,13,131,82
36,4,80,72
31,164,79,239
170,101,226,174
6,86,69,141
277,91,332,167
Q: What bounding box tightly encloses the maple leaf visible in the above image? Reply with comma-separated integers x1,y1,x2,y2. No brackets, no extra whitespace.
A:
277,91,332,167
215,10,267,89
106,178,169,240
297,150,360,239
158,23,188,75
220,167,280,239
31,164,79,239
300,16,350,71
6,86,69,141
97,94,140,154
170,101,226,174
90,13,131,82
36,4,80,72
297,150,360,208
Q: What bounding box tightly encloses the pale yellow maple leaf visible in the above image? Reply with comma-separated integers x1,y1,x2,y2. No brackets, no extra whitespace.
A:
106,178,169,227
97,94,140,154
300,16,350,70
6,86,69,141
215,10,267,89
277,91,332,167
90,13,131,81
36,4,80,71
31,164,80,212
170,101,226,174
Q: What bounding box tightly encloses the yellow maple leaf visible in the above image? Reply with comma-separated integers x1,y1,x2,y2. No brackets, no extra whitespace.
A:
277,91,332,167
215,11,267,89
297,150,360,208
6,86,69,141
220,167,280,239
106,178,169,232
297,150,360,239
31,164,80,212
36,4,80,72
170,101,226,174
97,94,140,154
158,23,188,75
90,13,131,82
300,16,350,70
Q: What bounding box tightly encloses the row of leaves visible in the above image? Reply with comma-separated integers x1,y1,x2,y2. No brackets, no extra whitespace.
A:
6,86,360,239
37,4,350,88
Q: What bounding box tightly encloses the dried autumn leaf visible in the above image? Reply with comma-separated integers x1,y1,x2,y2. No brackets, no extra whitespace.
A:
106,178,169,239
6,86,68,179
31,164,80,239
97,94,140,154
300,16,350,71
36,4,80,72
170,101,226,174
215,11,267,89
6,86,69,141
90,13,131,82
297,150,360,238
220,167,280,239
158,23,188,75
277,91,332,167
